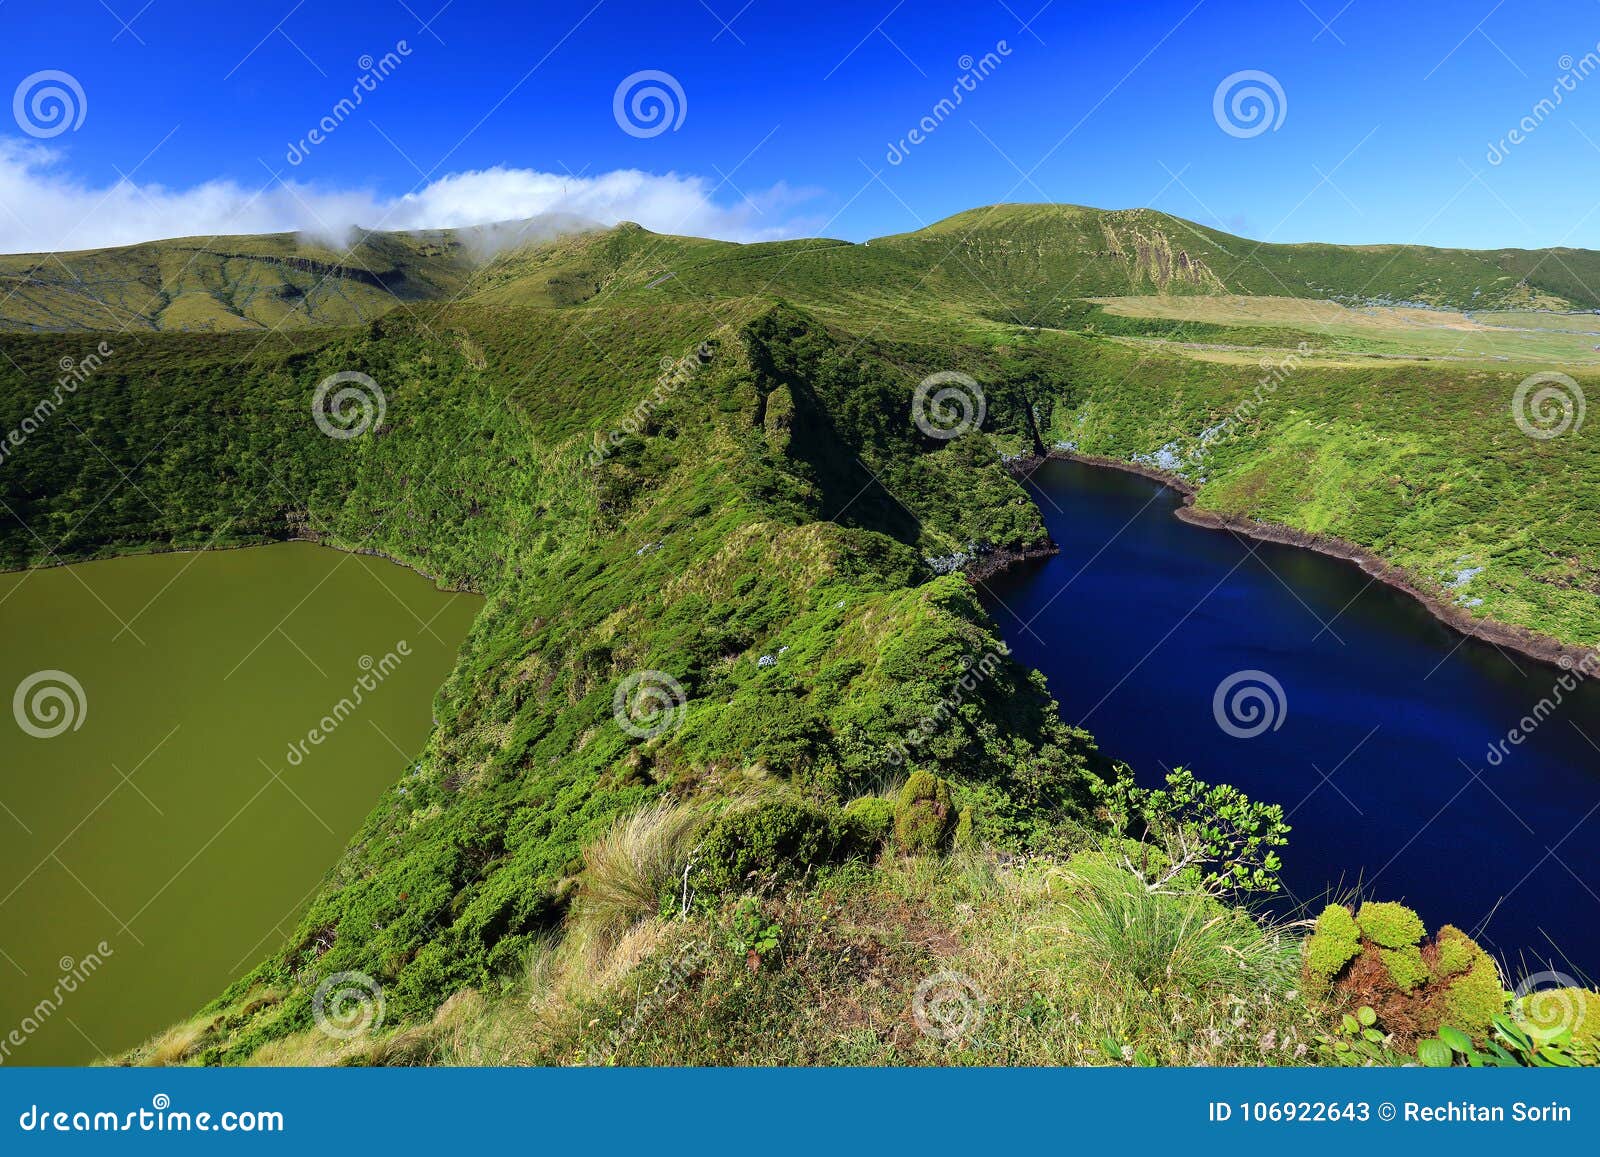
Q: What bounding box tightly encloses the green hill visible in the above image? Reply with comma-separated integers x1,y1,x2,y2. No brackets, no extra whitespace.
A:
9,203,1600,334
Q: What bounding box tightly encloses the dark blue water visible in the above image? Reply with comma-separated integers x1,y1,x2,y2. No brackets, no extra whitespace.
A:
982,458,1600,979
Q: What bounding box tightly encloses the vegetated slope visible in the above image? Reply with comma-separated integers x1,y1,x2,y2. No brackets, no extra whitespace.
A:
10,203,1600,335
1,299,1106,1062
5,207,1600,1067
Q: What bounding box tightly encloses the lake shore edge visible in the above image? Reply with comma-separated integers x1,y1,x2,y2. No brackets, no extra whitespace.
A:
1001,450,1596,675
0,536,482,596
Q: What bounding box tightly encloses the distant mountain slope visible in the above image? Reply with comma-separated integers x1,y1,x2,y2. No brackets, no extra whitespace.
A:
3,202,1599,332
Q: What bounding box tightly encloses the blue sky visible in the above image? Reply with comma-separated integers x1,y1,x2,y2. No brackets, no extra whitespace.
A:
3,0,1600,251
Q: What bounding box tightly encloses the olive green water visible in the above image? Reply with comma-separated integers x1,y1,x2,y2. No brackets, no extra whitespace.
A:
0,544,480,1065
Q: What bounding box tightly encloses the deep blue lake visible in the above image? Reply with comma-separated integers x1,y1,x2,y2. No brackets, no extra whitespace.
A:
982,456,1600,981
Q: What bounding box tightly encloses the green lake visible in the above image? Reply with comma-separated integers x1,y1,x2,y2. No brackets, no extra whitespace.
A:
0,543,480,1065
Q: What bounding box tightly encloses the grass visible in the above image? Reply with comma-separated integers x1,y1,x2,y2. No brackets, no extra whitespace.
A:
575,799,707,947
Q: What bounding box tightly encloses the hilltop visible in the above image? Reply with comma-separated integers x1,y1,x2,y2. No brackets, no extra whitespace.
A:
7,203,1600,334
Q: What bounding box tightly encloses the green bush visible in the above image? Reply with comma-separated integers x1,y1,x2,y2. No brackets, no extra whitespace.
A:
840,797,895,852
893,771,956,854
694,798,843,894
1355,902,1424,949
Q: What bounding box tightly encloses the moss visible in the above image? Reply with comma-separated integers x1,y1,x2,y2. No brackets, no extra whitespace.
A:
694,798,843,894
1437,955,1503,1041
1304,904,1362,990
893,771,956,854
1380,945,1428,992
840,797,894,852
1355,901,1424,949
1516,987,1600,1049
1430,924,1477,980
954,806,974,848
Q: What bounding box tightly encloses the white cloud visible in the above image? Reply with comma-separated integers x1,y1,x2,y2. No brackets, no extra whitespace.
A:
0,140,821,255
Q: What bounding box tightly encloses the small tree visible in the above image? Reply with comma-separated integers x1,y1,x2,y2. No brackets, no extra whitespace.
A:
1099,767,1289,898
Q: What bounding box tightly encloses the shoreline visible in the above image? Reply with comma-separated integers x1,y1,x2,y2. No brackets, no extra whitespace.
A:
997,449,1597,675
0,536,483,597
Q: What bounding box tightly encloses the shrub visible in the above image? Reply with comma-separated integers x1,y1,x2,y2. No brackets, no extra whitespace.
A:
578,798,706,945
1354,902,1424,949
695,797,842,894
840,797,894,852
1098,767,1289,897
893,771,956,854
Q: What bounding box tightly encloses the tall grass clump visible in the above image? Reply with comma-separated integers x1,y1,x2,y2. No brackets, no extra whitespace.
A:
576,798,706,947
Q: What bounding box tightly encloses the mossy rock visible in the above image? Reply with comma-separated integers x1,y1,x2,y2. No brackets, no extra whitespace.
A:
1355,901,1424,949
840,797,894,852
1304,904,1362,989
893,771,956,854
694,797,842,893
